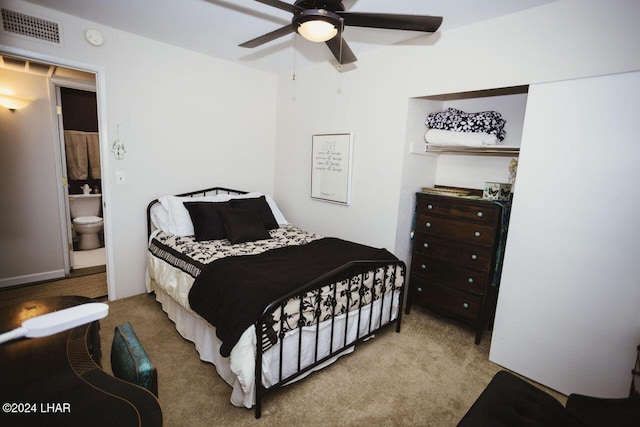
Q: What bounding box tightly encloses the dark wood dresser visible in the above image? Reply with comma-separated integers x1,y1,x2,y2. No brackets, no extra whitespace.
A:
406,191,510,344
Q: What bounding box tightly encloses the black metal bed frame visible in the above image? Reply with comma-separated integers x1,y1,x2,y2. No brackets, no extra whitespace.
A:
254,260,405,418
146,187,406,419
146,186,247,237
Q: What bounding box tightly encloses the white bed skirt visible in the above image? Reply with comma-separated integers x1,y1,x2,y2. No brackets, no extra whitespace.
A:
149,280,400,409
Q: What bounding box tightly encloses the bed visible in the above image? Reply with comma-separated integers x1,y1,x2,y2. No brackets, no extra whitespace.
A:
145,187,406,418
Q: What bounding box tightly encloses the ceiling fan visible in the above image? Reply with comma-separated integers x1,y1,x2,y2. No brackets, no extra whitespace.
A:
239,0,443,65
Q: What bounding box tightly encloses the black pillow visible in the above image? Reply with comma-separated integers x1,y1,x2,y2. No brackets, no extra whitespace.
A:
184,201,229,241
229,196,278,230
217,207,271,244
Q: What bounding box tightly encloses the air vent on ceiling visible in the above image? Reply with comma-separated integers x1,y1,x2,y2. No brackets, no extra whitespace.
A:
1,8,62,46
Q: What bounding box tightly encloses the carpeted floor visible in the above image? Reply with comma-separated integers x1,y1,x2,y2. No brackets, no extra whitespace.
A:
0,272,107,307
99,293,566,427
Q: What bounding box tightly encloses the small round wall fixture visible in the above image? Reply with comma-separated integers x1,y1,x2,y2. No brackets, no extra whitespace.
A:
84,28,104,46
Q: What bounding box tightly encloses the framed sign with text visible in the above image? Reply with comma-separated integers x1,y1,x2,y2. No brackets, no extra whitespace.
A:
311,133,353,205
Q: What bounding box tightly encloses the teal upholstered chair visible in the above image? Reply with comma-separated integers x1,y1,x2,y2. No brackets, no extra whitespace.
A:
111,322,158,397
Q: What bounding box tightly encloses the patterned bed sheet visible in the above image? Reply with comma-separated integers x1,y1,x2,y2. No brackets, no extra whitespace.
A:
266,256,404,352
149,224,321,278
147,224,404,352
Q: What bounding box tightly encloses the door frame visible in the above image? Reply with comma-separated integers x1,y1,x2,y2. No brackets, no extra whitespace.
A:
49,77,97,275
1,44,114,300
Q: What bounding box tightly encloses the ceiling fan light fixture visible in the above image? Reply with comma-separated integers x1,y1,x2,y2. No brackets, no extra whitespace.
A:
294,9,340,43
240,1,444,67
298,20,337,42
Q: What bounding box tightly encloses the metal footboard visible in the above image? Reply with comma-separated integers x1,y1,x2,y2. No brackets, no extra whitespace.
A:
254,260,406,418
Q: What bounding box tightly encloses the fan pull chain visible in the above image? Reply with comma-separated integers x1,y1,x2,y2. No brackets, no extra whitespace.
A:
292,34,297,81
337,19,345,72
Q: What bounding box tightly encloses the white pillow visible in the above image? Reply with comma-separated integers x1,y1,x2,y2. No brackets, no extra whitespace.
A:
150,203,172,233
153,191,288,236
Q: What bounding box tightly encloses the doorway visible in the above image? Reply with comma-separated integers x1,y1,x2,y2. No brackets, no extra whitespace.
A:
0,50,110,299
56,84,106,275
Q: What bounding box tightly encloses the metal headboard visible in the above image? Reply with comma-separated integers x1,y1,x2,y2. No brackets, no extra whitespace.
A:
146,187,247,238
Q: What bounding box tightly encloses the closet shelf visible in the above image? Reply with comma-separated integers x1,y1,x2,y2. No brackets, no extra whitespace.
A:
424,144,520,156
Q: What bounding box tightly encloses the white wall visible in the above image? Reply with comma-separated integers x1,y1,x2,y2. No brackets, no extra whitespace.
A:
491,71,640,397
274,0,640,260
272,0,640,396
1,0,278,299
0,68,64,285
273,69,410,248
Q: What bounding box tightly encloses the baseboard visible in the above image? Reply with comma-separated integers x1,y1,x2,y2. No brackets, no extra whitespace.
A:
68,265,106,278
0,270,65,289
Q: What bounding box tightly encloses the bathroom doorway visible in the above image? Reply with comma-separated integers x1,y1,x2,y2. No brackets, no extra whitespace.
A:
0,49,111,300
53,79,106,276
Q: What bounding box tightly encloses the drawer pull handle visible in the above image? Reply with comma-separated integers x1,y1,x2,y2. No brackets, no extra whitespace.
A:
417,287,423,292
425,222,431,228
468,278,474,283
463,302,469,309
421,264,427,270
427,204,433,209
477,212,484,218
474,231,481,237
471,254,478,260
423,243,429,248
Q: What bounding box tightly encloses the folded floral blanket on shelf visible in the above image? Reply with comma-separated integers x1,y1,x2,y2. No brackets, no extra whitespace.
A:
426,107,506,141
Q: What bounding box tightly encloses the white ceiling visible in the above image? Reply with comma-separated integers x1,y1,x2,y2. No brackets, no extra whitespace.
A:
23,0,555,74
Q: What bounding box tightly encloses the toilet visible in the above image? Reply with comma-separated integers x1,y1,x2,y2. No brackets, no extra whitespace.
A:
69,193,104,250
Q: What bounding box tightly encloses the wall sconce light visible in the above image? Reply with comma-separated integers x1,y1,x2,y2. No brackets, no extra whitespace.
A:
112,123,126,160
0,93,34,112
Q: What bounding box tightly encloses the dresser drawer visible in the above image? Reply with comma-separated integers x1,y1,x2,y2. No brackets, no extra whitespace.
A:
410,278,481,322
413,234,493,272
415,213,498,247
409,191,509,344
410,252,488,295
416,194,500,224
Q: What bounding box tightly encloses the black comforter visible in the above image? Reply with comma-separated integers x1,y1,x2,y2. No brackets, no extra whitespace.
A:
188,237,396,357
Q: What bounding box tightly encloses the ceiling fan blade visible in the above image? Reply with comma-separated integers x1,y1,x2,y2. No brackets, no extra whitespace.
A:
253,0,299,13
325,36,357,65
336,12,443,33
239,24,295,48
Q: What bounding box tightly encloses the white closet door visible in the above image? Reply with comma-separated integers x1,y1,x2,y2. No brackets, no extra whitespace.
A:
489,71,640,398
